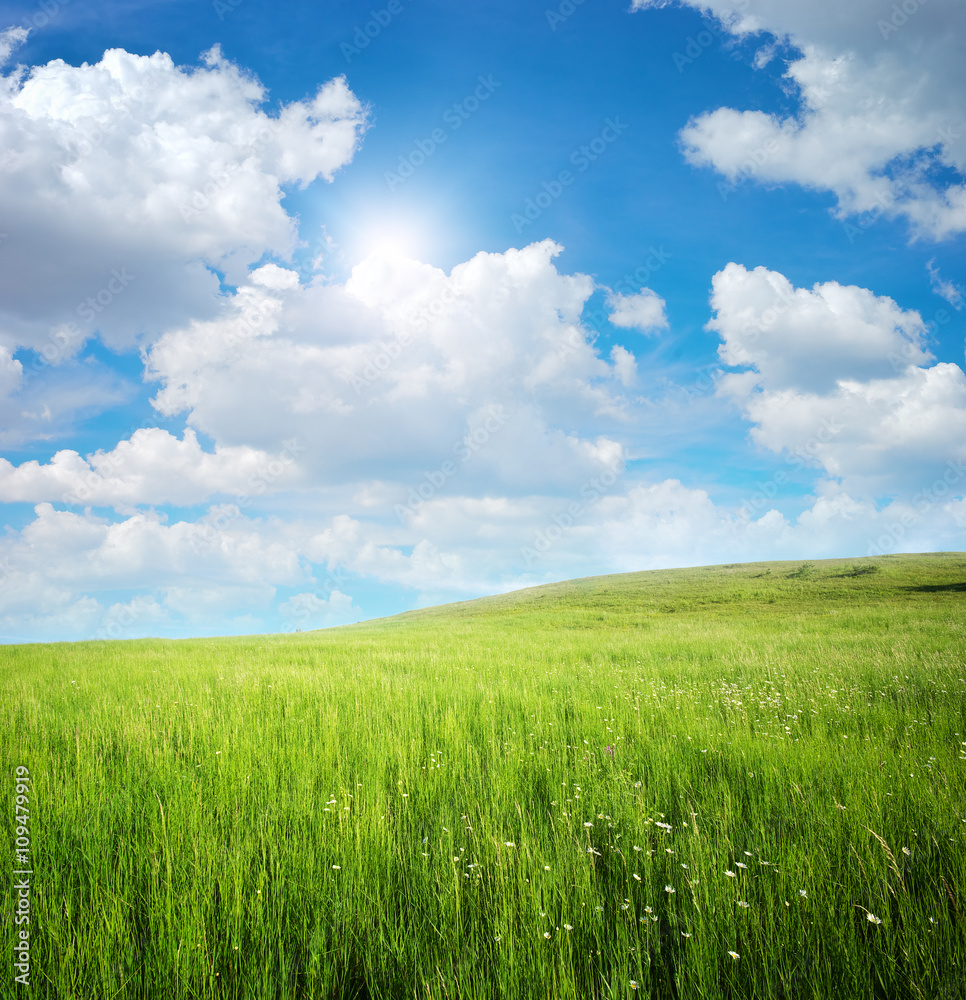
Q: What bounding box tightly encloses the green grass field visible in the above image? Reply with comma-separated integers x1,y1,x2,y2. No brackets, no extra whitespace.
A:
4,552,966,999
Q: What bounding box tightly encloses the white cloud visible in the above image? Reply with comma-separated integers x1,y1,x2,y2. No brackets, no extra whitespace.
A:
144,241,636,495
1,19,960,642
7,502,305,591
0,42,367,359
0,595,104,644
161,584,276,623
278,590,361,629
609,345,638,386
0,428,303,507
605,288,668,333
735,365,966,491
0,501,311,639
98,595,170,640
926,259,964,310
708,263,932,393
324,475,950,576
250,262,302,291
709,263,966,495
634,0,966,239
0,26,27,67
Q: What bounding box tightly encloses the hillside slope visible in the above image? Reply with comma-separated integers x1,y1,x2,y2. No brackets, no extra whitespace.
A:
332,550,966,633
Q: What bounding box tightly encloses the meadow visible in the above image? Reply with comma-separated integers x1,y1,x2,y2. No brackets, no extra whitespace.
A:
3,552,965,999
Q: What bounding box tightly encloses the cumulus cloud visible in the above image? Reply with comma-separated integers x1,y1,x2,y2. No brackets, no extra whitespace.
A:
708,262,932,393
0,501,312,640
708,263,966,495
633,0,966,239
0,428,303,507
8,503,305,590
0,232,658,638
144,241,635,496
735,365,966,492
0,41,367,357
605,288,668,333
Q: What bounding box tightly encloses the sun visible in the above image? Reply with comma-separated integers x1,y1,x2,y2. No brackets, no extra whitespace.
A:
353,218,425,264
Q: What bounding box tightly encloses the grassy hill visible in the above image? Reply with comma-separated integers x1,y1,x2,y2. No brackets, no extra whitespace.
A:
366,549,966,624
3,553,965,999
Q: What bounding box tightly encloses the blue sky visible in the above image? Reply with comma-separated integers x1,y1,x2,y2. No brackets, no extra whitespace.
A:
0,0,963,641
